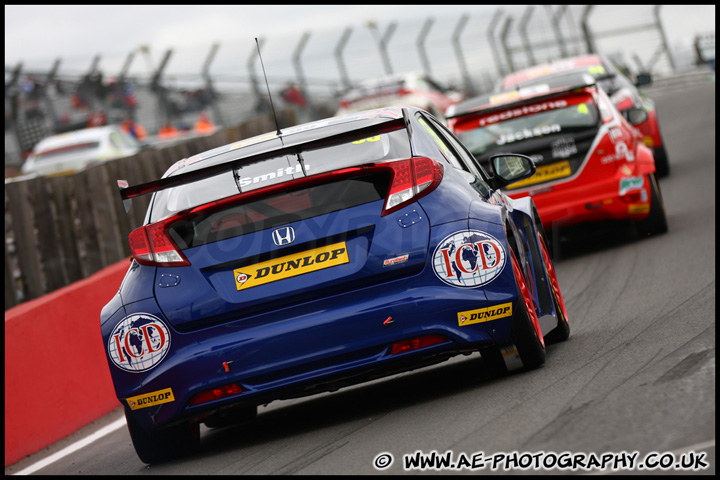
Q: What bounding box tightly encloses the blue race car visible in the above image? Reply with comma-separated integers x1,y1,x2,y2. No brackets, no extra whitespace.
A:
102,106,570,464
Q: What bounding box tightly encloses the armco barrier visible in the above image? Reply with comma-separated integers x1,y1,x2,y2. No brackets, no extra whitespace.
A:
4,258,130,467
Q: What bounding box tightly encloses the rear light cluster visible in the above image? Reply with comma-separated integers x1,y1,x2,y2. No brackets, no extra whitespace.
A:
128,219,190,267
382,157,444,216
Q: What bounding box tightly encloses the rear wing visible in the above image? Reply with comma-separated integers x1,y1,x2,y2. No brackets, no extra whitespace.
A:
118,109,414,212
446,79,599,121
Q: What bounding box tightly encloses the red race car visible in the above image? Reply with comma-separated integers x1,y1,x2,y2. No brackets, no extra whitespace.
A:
446,73,668,238
499,54,670,177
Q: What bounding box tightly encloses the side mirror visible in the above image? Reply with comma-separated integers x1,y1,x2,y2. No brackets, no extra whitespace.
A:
635,73,652,87
488,153,536,189
626,107,649,126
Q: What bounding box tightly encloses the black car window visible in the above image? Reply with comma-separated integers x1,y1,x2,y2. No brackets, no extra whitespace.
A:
417,113,493,199
415,114,465,171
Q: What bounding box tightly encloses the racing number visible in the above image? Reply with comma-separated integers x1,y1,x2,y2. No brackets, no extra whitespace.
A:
352,136,381,144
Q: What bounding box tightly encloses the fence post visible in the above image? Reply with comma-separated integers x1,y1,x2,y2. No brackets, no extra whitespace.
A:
416,17,435,77
518,6,536,67
334,27,353,89
367,20,396,75
653,5,676,73
42,59,61,127
500,15,516,74
581,5,596,54
150,49,174,125
547,5,569,58
487,9,507,78
451,13,475,97
248,37,265,110
6,179,45,301
202,42,225,126
119,51,135,80
292,31,316,120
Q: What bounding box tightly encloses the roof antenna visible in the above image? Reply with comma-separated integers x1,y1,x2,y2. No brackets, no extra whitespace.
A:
255,37,283,138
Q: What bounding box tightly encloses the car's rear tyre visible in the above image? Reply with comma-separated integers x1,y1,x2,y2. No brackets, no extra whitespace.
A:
125,408,200,464
537,233,570,344
635,173,668,237
509,249,546,370
653,145,670,178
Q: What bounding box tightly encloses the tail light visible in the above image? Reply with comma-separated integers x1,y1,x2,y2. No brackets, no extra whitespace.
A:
382,157,444,216
128,218,190,267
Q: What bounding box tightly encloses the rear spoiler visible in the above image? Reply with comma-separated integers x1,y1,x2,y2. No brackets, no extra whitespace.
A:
118,109,414,213
445,80,599,121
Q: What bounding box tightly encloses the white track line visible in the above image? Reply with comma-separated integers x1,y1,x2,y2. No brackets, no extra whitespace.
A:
13,416,127,475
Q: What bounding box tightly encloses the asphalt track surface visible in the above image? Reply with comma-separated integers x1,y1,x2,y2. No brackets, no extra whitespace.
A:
7,79,715,475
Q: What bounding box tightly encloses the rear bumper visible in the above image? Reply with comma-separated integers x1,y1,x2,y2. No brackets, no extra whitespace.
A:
520,170,653,229
105,267,517,429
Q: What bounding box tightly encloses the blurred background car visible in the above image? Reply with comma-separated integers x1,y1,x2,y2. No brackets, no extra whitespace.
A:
498,54,670,177
20,125,142,177
335,72,463,119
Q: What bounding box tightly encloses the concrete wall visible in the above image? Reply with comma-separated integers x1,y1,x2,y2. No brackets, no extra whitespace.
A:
4,259,129,467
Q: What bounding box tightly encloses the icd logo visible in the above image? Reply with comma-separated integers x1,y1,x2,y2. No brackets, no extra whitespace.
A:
108,313,171,373
432,230,507,288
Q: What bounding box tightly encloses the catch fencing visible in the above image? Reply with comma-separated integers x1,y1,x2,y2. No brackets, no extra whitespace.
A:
6,5,697,168
4,110,293,310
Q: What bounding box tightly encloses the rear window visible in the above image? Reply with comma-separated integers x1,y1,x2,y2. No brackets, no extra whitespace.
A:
168,174,390,249
454,95,599,157
150,129,410,223
34,142,101,162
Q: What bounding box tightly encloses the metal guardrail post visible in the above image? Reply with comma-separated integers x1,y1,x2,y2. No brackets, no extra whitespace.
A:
452,13,475,96
581,5,596,54
247,37,265,110
151,49,173,124
202,42,225,126
518,6,536,66
292,31,317,119
367,20,396,75
654,5,676,73
334,27,353,90
500,15,516,74
487,9,507,78
42,58,60,125
118,51,135,81
417,17,435,77
81,55,101,111
548,5,569,58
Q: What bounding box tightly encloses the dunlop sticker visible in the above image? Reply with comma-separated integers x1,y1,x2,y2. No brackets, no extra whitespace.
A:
507,160,571,190
126,388,175,411
234,242,349,291
457,303,513,326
